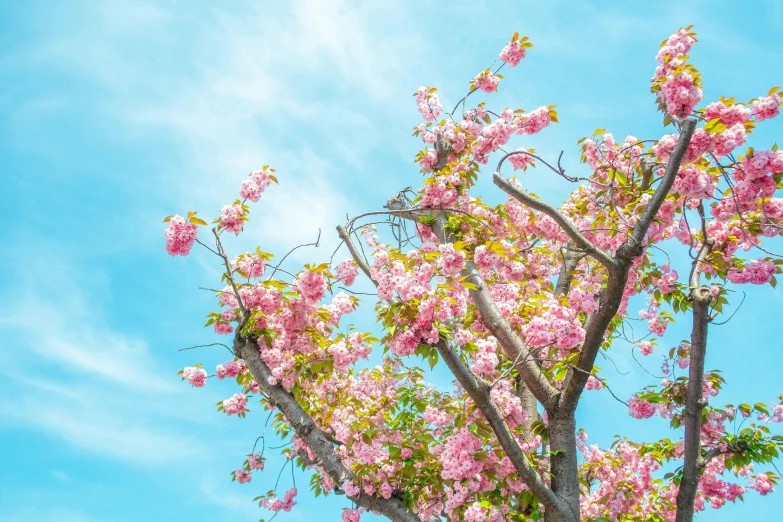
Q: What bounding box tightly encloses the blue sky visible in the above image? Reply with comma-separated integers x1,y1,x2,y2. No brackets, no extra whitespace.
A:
1,1,782,521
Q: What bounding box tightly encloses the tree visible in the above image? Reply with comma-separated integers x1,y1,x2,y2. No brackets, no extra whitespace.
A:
165,28,783,522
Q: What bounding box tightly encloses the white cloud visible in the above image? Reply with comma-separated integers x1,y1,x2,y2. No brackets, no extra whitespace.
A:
0,258,204,467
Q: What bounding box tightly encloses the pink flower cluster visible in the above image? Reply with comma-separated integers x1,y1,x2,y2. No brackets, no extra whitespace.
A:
749,474,775,495
579,438,660,520
327,334,372,371
473,71,499,93
233,468,252,484
259,487,297,512
508,148,534,171
232,253,265,278
520,297,586,352
341,508,364,522
296,269,327,302
499,40,526,67
672,164,716,199
165,215,198,256
752,95,781,121
727,258,776,285
247,453,264,470
182,366,207,387
335,259,359,286
586,375,603,391
704,101,751,126
216,360,243,380
628,396,657,419
415,86,442,122
653,30,702,118
473,245,500,272
420,173,461,207
464,502,503,522
219,203,245,234
423,405,454,428
222,393,248,416
240,167,274,202
638,341,654,356
437,244,467,276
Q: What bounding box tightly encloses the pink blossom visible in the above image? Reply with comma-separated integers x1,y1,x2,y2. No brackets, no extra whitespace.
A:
219,203,245,234
653,30,703,118
239,179,262,202
234,468,252,484
727,259,776,285
378,481,393,499
216,360,242,380
752,95,781,121
473,245,500,271
222,393,248,416
473,71,500,93
247,453,264,470
704,101,751,126
438,244,466,276
260,487,297,512
628,396,657,419
714,123,746,157
165,215,198,256
415,86,442,122
342,508,364,522
335,259,359,286
499,40,526,66
672,164,715,199
517,106,551,135
296,269,326,302
342,480,360,497
586,375,603,391
638,341,654,356
214,321,233,335
749,474,774,495
232,253,265,278
182,366,207,387
509,148,534,170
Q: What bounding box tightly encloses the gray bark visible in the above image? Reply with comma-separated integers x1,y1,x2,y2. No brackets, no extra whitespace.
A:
235,338,422,522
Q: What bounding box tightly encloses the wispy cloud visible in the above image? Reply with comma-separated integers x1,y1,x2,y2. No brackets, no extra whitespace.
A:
0,256,204,466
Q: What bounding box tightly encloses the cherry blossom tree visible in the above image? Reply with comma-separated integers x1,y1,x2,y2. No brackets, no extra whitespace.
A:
166,28,783,522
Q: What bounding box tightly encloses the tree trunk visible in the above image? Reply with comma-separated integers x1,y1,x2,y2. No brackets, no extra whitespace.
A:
674,287,711,522
547,414,581,522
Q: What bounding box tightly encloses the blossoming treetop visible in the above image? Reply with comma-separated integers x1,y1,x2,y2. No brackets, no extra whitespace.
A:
166,28,783,522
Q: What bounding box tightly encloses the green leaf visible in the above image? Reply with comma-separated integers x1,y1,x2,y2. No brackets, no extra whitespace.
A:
428,350,439,370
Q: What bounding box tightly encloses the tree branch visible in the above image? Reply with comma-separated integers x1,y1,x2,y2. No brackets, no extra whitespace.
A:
493,172,616,270
675,242,713,522
559,118,698,414
336,225,375,284
554,244,586,296
427,211,560,411
619,118,697,260
433,339,568,519
235,336,421,522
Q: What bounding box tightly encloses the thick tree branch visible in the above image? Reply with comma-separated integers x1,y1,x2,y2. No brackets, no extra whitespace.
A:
463,264,561,411
493,172,616,270
559,119,697,414
554,243,586,296
675,242,713,522
427,212,560,411
619,118,697,260
235,336,421,522
214,228,249,320
434,339,569,519
337,224,374,284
